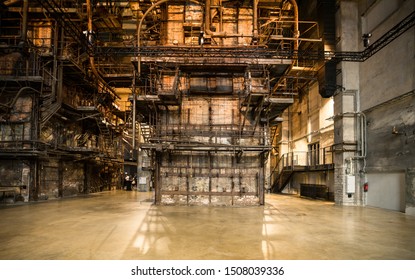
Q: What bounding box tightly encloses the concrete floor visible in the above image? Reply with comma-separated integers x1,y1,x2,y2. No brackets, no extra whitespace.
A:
0,191,414,260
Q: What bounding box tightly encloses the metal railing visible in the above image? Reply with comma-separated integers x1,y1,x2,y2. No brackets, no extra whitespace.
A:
0,140,50,152
270,147,334,189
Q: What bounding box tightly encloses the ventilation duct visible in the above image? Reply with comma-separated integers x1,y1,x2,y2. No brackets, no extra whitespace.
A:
318,0,337,98
318,60,337,98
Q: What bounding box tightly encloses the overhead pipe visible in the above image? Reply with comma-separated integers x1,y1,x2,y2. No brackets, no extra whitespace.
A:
0,86,40,111
204,0,226,37
219,0,223,34
132,69,137,149
19,0,29,46
287,0,299,51
253,0,258,40
203,0,295,43
204,0,250,39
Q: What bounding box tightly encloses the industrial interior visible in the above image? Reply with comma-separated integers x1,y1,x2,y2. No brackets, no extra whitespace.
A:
0,0,414,213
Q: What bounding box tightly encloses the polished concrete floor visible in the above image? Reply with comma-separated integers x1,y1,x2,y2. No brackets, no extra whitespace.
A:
0,190,414,260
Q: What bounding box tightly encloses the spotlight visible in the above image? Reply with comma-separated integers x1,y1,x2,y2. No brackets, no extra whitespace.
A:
362,33,372,47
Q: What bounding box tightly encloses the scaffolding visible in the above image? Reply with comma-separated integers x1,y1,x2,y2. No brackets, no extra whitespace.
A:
0,0,124,202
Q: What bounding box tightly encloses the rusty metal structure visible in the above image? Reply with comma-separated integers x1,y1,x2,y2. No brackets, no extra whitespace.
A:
0,0,125,201
0,0,324,205
131,0,323,205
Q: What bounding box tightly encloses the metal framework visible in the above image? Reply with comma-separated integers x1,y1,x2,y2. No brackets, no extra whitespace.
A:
1,0,413,204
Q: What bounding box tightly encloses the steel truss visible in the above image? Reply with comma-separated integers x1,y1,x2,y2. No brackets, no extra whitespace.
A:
34,0,92,55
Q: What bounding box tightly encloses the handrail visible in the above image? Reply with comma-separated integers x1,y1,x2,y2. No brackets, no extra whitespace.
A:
270,147,334,188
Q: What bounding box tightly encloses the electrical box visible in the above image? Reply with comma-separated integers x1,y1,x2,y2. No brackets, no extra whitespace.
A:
346,175,356,194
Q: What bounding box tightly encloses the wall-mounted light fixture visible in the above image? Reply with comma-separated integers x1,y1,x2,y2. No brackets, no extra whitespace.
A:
392,126,402,135
362,33,372,47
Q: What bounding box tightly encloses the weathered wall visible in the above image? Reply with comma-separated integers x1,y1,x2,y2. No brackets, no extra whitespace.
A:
62,161,85,196
357,0,415,214
364,94,415,172
276,81,334,194
283,83,334,153
0,96,33,142
166,5,184,45
40,160,84,199
359,0,414,110
40,160,59,199
157,96,265,206
333,0,363,206
364,93,415,213
159,152,261,206
290,170,335,199
163,3,253,46
0,160,30,201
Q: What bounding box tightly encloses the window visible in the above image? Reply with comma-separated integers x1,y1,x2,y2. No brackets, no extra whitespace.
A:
308,142,320,166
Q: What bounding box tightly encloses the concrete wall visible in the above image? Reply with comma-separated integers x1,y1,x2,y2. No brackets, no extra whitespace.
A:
364,94,415,171
334,0,364,206
366,172,406,212
330,0,415,213
357,0,415,214
359,0,414,110
284,83,334,154
364,93,415,213
276,81,335,195
290,171,335,196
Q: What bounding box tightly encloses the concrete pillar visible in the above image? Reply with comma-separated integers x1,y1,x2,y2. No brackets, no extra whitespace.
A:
406,168,415,215
154,151,162,204
259,152,265,205
333,0,365,206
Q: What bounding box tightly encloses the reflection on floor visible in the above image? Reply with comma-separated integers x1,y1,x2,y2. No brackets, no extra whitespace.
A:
0,191,414,260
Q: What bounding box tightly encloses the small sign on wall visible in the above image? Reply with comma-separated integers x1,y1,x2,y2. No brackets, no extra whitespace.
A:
346,175,355,194
139,177,147,185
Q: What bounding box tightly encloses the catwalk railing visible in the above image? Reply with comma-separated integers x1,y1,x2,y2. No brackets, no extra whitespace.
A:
270,148,334,192
138,122,269,145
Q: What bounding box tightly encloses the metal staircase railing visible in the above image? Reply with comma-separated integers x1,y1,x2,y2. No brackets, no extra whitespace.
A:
40,66,61,125
96,116,115,158
270,148,334,192
140,124,153,143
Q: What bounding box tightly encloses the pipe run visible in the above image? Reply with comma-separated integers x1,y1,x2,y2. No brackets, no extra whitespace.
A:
20,0,29,46
137,1,298,47
287,0,299,51
203,0,297,46
204,0,254,39
253,0,258,39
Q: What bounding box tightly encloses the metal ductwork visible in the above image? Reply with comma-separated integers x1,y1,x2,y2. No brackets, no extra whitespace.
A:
317,0,337,98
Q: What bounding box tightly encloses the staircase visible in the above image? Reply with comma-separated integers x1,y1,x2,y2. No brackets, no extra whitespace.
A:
140,123,153,143
40,68,61,125
270,153,292,193
96,117,113,157
270,150,335,193
270,152,308,193
270,167,294,193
